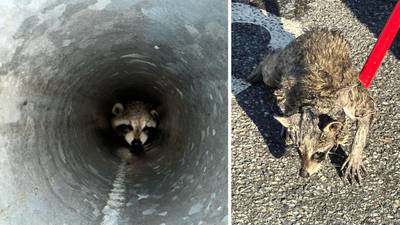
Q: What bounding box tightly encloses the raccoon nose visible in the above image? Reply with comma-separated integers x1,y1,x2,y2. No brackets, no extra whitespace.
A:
131,139,142,147
299,168,310,178
131,139,144,153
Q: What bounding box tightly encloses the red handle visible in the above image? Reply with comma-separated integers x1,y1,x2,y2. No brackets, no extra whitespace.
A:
358,0,400,89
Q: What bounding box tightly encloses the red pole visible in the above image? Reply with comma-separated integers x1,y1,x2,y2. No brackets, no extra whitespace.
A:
358,0,400,89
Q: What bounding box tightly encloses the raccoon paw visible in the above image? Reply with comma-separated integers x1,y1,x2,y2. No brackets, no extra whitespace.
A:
116,147,133,162
341,153,367,184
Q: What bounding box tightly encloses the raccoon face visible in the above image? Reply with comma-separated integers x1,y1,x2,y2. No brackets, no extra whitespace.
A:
274,110,342,178
111,102,159,149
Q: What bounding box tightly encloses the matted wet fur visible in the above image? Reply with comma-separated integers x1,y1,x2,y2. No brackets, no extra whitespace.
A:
249,28,375,183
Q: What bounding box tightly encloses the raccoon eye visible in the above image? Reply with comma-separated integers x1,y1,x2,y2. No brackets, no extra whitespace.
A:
116,124,132,134
142,126,156,133
311,152,326,162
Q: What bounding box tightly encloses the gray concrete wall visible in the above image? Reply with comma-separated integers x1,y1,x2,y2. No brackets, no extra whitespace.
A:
0,0,228,224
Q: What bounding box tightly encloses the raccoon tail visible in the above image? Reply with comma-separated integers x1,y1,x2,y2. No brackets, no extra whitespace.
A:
247,63,263,83
247,49,282,84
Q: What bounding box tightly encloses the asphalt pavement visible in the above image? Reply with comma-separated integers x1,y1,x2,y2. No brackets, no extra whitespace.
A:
231,0,400,224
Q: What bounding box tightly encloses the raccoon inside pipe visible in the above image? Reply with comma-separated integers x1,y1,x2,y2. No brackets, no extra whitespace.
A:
0,1,228,225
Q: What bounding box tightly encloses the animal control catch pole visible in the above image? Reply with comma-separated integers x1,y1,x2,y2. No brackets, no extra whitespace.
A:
358,0,400,89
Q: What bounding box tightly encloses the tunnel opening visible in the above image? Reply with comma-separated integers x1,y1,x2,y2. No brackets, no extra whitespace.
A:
0,1,228,225
92,57,185,163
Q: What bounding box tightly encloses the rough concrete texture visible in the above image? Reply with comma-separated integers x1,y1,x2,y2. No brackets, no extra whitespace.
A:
232,1,400,224
0,1,228,225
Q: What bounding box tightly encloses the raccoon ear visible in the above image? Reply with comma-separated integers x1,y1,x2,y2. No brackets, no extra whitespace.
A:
323,121,342,134
274,116,291,128
112,103,124,116
150,110,159,119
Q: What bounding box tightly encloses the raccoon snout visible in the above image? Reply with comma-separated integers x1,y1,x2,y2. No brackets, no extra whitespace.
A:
299,168,310,178
130,139,144,152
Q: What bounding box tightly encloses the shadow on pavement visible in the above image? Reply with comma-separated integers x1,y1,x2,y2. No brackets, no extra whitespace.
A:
344,0,400,59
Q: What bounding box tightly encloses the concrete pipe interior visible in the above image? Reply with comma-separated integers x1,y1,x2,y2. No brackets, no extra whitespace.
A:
0,1,228,225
